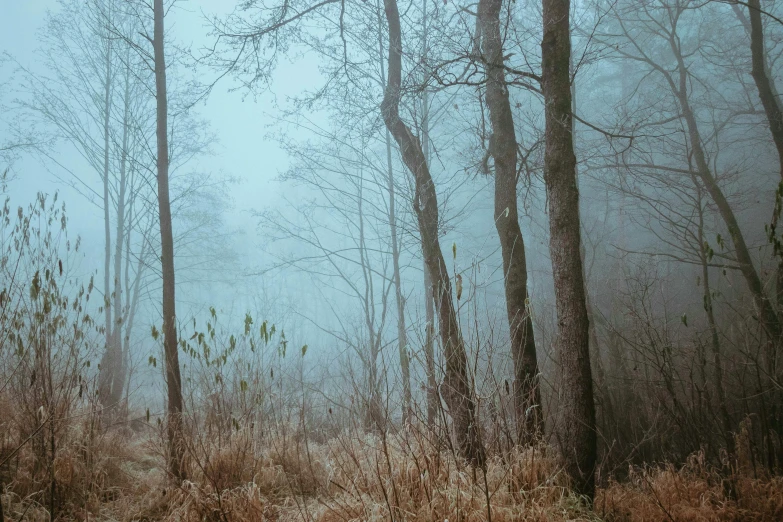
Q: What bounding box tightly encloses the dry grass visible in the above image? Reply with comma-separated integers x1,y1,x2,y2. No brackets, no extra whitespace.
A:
597,452,783,522
3,410,783,521
132,425,596,522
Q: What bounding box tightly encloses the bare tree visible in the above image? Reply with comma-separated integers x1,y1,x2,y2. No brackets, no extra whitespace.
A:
541,0,596,499
258,123,396,431
17,0,151,412
153,0,186,482
477,0,543,446
380,0,485,466
737,0,783,311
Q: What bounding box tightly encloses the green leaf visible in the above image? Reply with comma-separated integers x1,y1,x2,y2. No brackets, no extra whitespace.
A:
301,344,308,357
151,325,159,341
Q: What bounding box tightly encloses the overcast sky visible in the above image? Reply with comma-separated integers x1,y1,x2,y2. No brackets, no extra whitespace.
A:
0,1,335,321
0,0,324,249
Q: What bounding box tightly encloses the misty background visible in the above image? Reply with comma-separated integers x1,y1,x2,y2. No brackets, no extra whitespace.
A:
1,0,781,492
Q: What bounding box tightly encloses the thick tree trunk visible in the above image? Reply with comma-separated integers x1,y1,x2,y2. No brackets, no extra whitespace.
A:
424,263,438,429
422,105,438,431
154,0,186,482
381,0,485,467
478,0,543,446
541,0,596,499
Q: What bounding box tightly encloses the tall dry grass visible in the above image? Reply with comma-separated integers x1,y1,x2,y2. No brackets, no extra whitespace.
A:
4,406,783,521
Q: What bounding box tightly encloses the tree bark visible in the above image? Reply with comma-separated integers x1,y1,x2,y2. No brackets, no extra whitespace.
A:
478,0,543,446
380,0,485,467
154,0,186,483
419,4,438,429
541,0,596,499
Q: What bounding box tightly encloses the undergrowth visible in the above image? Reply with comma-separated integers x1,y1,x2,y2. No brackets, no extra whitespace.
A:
4,410,780,521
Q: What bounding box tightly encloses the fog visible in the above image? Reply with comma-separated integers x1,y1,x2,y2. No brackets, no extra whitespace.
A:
1,0,782,519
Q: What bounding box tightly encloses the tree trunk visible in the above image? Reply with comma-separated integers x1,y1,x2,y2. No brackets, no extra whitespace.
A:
478,0,543,446
386,131,412,423
422,103,438,432
419,7,438,429
668,39,781,378
380,0,485,467
154,0,186,483
666,26,782,470
541,0,596,499
109,64,131,407
97,9,114,406
695,182,733,450
746,0,783,310
357,173,385,433
747,0,783,179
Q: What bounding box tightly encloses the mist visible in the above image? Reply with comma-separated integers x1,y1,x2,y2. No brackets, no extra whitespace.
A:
1,0,782,520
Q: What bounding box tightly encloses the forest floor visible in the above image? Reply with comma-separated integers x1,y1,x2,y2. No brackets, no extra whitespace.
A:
2,416,783,522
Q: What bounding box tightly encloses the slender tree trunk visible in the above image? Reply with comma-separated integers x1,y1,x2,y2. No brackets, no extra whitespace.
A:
745,0,783,311
541,0,596,499
667,30,782,470
98,9,114,406
381,0,485,467
478,0,543,446
386,134,412,423
747,0,783,179
695,183,733,449
376,20,411,422
109,66,131,407
153,0,186,482
358,174,385,432
668,39,781,377
419,2,438,429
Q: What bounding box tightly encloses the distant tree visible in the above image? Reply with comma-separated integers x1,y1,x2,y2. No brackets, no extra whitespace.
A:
258,121,395,431
17,0,150,412
594,0,782,470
